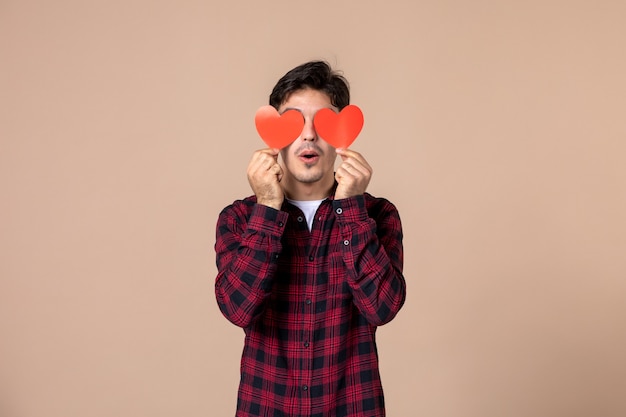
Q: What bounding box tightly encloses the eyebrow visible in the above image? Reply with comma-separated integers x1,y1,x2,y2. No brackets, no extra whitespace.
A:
279,106,337,115
279,107,303,115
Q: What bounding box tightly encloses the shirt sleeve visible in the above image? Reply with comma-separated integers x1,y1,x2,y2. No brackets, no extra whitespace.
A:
332,195,406,326
214,202,288,328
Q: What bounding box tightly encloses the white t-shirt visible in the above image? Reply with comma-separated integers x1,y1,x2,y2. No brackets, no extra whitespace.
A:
287,198,325,231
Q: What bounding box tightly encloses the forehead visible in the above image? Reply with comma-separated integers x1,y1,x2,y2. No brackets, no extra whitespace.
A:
279,88,333,111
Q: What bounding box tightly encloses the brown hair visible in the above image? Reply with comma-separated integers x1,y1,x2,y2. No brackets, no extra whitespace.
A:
269,61,350,110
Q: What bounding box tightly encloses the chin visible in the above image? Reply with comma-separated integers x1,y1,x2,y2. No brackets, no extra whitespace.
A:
294,171,325,184
283,158,332,184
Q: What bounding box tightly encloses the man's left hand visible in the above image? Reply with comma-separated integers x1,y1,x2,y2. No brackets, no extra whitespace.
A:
334,148,373,200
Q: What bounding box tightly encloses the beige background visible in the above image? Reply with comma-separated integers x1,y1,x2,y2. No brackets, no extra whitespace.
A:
1,1,625,416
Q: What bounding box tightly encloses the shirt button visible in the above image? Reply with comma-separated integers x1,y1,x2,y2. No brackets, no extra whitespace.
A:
304,341,309,348
336,208,343,214
343,240,350,246
305,299,312,305
297,216,304,222
302,385,308,391
309,255,314,261
278,221,284,227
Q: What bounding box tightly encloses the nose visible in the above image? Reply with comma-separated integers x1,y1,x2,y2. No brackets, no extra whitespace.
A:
301,117,317,142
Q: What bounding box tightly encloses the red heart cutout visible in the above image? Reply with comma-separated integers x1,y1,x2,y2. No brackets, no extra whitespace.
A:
254,106,304,149
313,105,364,149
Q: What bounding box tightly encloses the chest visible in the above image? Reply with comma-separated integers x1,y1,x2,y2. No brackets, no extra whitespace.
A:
274,205,350,297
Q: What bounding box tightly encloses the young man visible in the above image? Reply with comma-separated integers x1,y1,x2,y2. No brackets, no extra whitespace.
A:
215,61,406,417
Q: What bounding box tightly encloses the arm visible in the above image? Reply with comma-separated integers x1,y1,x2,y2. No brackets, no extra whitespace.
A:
214,202,288,328
215,148,287,328
334,195,406,326
333,148,406,325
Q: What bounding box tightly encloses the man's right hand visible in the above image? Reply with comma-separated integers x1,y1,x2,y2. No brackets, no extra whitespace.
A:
247,148,284,210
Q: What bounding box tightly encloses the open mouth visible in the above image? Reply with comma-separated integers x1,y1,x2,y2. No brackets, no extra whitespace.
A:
299,151,319,162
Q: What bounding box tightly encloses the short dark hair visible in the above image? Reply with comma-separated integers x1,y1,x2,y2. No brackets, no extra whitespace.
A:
269,61,350,110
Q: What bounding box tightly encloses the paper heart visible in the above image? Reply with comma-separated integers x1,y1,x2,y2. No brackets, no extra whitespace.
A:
254,106,304,149
313,105,364,149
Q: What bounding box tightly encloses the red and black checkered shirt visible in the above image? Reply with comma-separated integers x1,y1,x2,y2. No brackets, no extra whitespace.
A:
215,190,406,417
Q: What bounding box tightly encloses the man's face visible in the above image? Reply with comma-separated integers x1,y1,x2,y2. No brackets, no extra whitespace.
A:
278,88,338,186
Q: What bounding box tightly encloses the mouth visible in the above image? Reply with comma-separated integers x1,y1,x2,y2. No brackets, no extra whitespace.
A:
298,150,320,163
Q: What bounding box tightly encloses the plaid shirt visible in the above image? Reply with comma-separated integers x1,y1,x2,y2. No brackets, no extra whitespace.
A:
215,189,406,417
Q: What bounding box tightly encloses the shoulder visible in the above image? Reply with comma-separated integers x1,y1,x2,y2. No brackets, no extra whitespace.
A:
363,193,404,237
218,195,257,221
218,195,288,224
221,195,257,211
363,192,400,217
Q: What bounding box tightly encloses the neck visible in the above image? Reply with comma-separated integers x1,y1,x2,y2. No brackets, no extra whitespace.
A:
282,173,335,201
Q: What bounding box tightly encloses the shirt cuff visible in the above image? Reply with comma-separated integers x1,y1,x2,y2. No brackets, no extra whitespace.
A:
247,203,289,235
332,195,369,224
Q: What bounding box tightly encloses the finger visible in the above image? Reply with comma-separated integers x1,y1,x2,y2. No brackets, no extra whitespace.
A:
250,149,279,172
263,159,277,171
247,154,264,176
273,164,284,182
248,154,269,176
276,164,283,182
252,148,280,161
258,147,280,156
264,149,281,168
336,164,359,182
339,158,370,180
270,163,282,174
336,148,361,159
336,149,372,172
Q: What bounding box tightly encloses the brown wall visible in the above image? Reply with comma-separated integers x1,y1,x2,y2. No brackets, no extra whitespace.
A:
1,1,625,416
